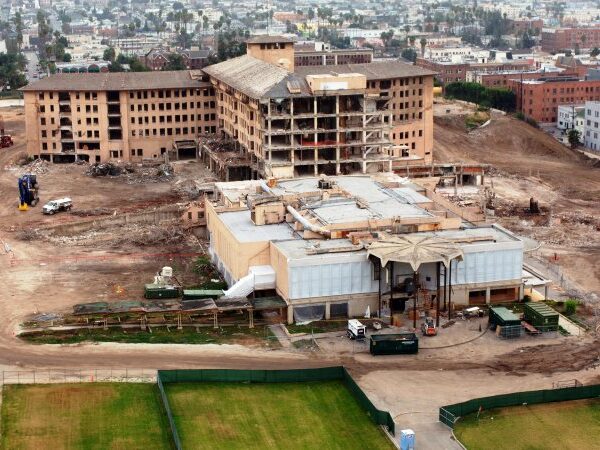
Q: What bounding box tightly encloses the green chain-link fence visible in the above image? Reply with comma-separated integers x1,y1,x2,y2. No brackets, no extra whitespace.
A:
156,366,395,449
439,383,600,428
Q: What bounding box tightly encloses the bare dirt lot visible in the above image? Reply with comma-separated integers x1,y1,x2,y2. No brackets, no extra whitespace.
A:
434,100,600,297
1,105,599,450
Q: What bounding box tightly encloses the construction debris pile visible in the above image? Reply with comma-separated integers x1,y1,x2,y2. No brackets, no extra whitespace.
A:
70,208,115,217
85,162,174,184
20,158,50,175
46,223,189,248
86,162,134,177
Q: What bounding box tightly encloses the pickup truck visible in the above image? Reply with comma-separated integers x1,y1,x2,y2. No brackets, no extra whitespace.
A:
42,198,72,215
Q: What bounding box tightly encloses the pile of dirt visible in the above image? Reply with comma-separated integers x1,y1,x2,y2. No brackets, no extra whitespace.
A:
69,208,115,217
492,340,600,373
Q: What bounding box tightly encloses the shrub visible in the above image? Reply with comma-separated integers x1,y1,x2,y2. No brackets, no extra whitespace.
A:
564,299,578,316
444,81,516,111
522,294,532,303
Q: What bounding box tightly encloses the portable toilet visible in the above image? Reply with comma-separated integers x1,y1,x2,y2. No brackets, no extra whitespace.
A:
400,429,415,450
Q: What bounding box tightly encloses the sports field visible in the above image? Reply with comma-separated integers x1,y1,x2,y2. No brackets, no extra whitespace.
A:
0,383,172,450
166,380,395,450
454,398,600,450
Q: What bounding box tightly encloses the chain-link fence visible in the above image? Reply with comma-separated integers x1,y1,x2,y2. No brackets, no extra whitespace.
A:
439,383,600,428
0,368,156,385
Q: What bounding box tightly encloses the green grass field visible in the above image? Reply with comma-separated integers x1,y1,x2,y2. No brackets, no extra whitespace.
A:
0,383,172,450
454,399,600,450
166,380,395,450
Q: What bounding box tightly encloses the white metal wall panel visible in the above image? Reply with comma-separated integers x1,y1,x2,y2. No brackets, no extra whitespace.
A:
289,261,378,300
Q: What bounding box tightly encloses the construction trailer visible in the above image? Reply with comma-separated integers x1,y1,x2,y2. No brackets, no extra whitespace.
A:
523,302,559,332
488,306,522,338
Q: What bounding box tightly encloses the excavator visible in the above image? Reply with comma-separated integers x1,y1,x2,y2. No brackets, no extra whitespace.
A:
18,174,39,211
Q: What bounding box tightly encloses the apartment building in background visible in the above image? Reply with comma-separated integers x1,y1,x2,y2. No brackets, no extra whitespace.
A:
203,36,435,180
584,101,600,151
21,71,217,163
541,26,600,53
510,76,600,123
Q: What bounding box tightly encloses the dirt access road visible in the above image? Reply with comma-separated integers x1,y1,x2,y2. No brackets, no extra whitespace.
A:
434,100,600,297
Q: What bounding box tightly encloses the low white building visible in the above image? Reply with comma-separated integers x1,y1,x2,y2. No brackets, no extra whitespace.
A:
584,101,600,151
557,104,585,132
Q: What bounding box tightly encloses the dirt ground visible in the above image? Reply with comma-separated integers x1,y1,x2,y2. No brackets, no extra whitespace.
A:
433,100,600,297
1,105,599,450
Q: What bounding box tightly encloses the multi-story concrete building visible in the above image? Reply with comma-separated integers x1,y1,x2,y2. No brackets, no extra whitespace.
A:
541,26,600,53
584,101,600,151
21,71,217,163
510,77,600,123
203,36,435,180
22,36,434,175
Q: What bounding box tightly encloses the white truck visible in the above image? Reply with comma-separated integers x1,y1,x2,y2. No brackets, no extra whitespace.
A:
347,319,367,340
42,197,72,215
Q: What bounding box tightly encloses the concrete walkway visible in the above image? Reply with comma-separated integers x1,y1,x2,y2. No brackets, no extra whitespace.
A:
267,324,292,348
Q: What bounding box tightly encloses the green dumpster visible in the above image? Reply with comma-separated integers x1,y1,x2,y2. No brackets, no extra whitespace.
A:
144,283,181,299
370,333,419,355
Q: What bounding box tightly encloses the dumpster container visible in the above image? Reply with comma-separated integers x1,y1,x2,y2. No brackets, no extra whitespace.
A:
144,283,181,299
369,333,418,355
523,302,559,331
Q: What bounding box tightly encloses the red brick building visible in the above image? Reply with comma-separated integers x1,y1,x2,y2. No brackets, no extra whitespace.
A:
469,69,577,88
509,77,600,122
416,58,534,85
510,18,544,35
541,26,600,53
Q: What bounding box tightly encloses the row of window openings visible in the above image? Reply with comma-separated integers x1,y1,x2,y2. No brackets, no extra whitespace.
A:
41,117,99,126
39,105,98,113
130,101,216,112
131,113,216,125
41,129,99,138
38,89,215,102
39,92,98,101
129,88,214,99
392,89,423,98
392,130,423,139
391,101,423,109
393,112,423,121
132,126,217,137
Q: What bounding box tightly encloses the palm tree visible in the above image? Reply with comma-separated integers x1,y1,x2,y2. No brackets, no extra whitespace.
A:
420,37,427,56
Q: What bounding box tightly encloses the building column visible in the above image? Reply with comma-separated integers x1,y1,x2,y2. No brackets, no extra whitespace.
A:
485,287,491,305
325,302,331,320
287,305,294,324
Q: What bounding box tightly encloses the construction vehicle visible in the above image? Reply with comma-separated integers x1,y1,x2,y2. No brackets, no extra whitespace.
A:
0,134,13,148
17,174,39,210
420,317,438,336
42,197,72,215
347,319,367,340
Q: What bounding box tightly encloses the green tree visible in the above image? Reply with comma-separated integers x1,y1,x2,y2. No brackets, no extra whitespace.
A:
568,129,581,148
0,53,27,90
164,53,186,70
591,47,600,57
103,47,116,62
401,48,418,62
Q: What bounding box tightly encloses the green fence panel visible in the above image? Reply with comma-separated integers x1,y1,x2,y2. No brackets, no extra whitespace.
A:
157,375,182,450
157,367,396,436
440,384,600,428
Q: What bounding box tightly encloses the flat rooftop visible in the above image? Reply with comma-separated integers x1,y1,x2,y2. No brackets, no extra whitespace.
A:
219,210,299,243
